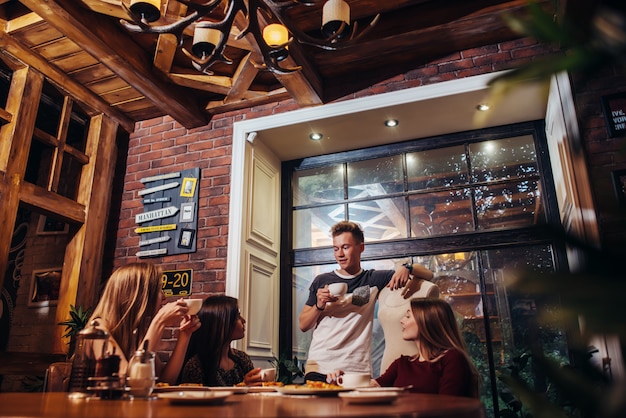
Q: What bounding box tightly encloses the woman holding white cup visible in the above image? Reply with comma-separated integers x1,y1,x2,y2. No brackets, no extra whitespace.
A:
180,295,265,386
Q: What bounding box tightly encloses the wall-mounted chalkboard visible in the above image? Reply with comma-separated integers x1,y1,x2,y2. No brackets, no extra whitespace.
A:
602,93,626,138
135,168,199,258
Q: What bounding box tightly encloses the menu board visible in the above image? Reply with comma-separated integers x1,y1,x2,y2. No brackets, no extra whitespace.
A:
135,168,199,258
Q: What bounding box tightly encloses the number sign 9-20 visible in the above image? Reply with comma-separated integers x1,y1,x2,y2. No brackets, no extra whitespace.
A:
162,269,192,297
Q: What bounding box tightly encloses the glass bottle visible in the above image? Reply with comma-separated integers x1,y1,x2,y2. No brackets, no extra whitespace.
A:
68,319,109,397
127,340,156,398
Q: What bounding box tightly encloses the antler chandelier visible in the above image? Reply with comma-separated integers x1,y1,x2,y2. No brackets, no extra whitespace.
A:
120,0,379,74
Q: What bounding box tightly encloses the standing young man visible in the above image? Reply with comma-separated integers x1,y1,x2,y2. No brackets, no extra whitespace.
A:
299,221,412,377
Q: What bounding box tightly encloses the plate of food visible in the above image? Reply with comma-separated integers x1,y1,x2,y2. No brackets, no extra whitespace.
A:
158,391,233,405
153,383,209,393
338,391,400,404
276,382,352,396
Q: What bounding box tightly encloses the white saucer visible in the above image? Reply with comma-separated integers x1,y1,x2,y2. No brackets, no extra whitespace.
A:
338,391,399,404
158,391,232,405
210,386,249,394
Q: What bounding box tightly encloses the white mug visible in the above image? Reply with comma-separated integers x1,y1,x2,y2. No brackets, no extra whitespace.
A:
328,282,348,297
260,368,276,382
337,372,370,388
185,298,203,315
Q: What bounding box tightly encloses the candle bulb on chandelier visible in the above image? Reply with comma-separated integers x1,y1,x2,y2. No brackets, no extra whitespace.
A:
192,25,221,58
322,0,350,39
129,0,162,23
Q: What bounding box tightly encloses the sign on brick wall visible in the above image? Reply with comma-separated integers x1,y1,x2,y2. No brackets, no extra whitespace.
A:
135,168,199,257
602,93,626,138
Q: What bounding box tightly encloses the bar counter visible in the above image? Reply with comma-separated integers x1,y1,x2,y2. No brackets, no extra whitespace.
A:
0,391,484,418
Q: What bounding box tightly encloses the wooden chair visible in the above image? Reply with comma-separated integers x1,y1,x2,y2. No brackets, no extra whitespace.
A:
43,362,72,392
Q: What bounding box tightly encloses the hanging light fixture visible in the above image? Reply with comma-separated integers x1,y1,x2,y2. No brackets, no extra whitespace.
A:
128,0,161,23
263,23,290,61
115,0,380,75
322,0,350,40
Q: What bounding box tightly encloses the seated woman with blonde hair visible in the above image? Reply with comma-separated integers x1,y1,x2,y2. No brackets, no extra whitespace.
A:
373,298,479,397
89,262,201,385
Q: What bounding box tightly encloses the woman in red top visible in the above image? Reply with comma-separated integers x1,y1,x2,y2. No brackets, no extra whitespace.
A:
373,298,480,397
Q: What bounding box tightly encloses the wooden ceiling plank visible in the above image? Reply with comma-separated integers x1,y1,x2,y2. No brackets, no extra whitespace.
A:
0,32,135,132
23,0,208,128
80,0,132,20
4,10,44,32
154,33,178,73
168,72,234,95
205,87,290,113
224,52,260,104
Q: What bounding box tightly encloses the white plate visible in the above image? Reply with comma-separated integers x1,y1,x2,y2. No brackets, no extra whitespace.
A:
276,386,352,396
158,391,233,405
247,386,279,393
338,391,400,404
355,387,405,393
153,385,210,393
210,386,249,394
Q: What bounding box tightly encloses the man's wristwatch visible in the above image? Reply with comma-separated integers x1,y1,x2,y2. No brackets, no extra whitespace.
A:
403,262,413,274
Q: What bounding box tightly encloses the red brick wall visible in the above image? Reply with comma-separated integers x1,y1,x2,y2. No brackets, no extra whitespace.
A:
571,64,626,250
110,39,626,359
113,38,562,292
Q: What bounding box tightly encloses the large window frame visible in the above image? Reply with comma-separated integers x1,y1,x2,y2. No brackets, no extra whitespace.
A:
280,121,572,418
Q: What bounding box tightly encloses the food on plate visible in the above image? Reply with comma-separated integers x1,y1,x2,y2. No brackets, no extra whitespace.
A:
281,381,342,390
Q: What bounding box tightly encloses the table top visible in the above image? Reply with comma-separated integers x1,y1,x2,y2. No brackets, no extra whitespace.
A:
0,391,485,418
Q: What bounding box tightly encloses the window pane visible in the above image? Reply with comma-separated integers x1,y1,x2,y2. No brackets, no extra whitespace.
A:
474,179,542,230
409,190,474,237
348,197,408,241
469,136,538,184
293,204,343,249
57,156,82,200
25,140,54,188
36,80,64,137
347,156,403,199
480,245,568,415
407,145,467,190
293,165,344,206
66,102,90,153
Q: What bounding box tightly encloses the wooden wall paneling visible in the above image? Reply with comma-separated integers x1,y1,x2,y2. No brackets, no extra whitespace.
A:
244,251,278,359
237,140,281,364
0,67,43,293
53,114,118,353
247,148,280,256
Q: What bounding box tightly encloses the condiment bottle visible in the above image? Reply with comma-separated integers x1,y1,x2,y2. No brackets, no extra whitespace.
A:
127,340,155,398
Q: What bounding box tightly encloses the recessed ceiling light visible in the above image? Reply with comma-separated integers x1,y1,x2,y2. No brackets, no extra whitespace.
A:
476,104,490,111
384,119,399,127
309,132,323,141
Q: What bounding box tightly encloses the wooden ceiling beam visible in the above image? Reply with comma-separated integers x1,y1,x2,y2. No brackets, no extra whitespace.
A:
0,32,135,132
23,0,209,129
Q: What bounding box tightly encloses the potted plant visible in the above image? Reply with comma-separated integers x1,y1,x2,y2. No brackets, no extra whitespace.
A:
58,304,91,358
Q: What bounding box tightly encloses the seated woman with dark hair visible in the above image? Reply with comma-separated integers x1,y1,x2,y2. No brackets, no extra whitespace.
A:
373,298,480,397
180,295,263,386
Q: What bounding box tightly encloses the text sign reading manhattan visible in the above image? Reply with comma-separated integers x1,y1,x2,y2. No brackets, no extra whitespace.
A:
135,206,179,224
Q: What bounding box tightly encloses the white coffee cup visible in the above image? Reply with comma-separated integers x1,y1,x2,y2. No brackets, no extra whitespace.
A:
185,298,203,315
328,282,348,297
337,372,370,388
260,368,276,382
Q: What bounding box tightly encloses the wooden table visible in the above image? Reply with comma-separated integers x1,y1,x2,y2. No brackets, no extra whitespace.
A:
0,391,485,418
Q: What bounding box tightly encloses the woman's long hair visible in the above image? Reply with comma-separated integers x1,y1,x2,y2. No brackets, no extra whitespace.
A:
410,298,480,393
90,262,163,360
185,295,240,386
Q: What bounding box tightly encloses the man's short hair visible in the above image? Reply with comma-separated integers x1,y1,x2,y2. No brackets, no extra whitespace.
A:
331,221,364,244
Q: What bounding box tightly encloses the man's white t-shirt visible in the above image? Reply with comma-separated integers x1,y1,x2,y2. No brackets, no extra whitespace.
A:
305,269,393,374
